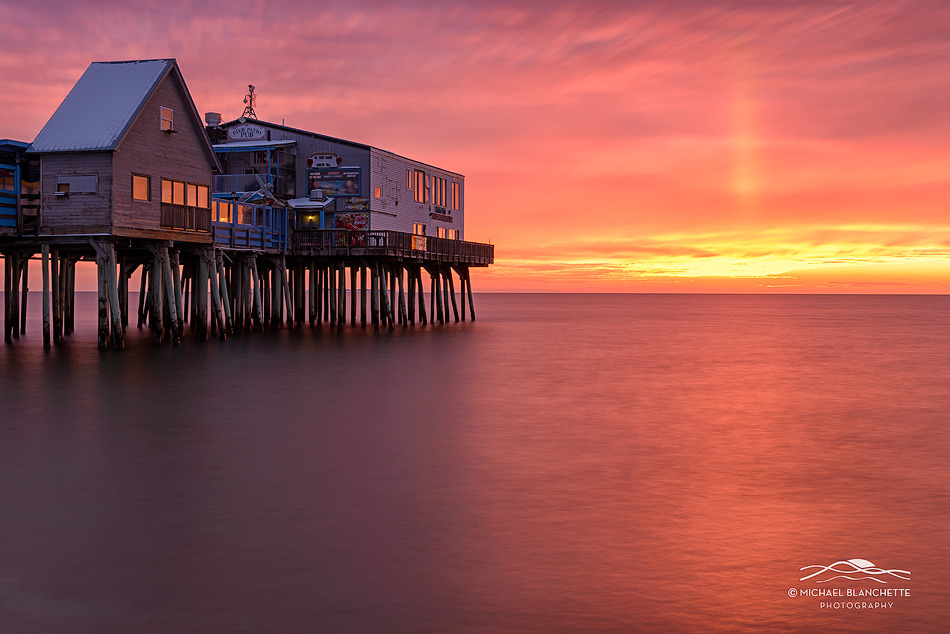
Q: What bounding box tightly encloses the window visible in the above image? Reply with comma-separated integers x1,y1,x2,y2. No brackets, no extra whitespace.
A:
56,174,97,194
448,229,459,240
407,169,412,189
451,182,459,210
132,174,150,201
414,170,424,202
374,185,382,199
437,227,446,238
196,185,209,208
160,107,174,131
173,181,185,205
412,222,426,236
161,179,210,208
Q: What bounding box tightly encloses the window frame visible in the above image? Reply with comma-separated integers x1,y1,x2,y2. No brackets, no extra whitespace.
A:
160,107,174,131
132,173,151,201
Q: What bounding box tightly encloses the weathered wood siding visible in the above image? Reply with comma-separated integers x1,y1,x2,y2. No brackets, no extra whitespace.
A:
112,69,214,239
368,148,464,239
40,152,112,232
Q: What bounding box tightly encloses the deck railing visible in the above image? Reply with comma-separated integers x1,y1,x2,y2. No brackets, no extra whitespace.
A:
160,203,212,232
293,229,494,264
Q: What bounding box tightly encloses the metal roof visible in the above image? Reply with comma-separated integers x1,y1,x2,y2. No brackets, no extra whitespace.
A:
29,60,174,153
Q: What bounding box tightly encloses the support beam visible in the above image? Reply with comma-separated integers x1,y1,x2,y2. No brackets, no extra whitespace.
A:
251,256,264,331
42,244,50,350
20,254,29,335
51,249,61,344
360,264,367,327
161,246,179,345
171,251,184,339
350,263,357,326
370,261,379,329
138,264,149,328
465,267,476,321
96,249,110,350
447,266,459,322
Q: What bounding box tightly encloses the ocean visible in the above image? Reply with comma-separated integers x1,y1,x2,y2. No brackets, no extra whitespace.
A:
0,293,948,632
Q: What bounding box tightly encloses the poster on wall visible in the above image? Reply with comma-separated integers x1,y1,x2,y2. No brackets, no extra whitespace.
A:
308,168,361,197
334,213,369,231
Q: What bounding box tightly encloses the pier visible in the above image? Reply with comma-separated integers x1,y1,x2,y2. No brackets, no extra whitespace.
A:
1,59,493,350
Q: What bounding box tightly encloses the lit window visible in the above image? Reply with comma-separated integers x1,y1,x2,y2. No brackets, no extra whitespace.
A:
414,170,424,202
161,179,172,203
186,183,197,207
451,182,459,210
173,181,185,205
413,222,426,236
57,182,70,193
160,107,174,131
407,169,412,189
132,174,150,201
437,226,446,238
218,202,231,222
374,185,381,199
196,185,209,208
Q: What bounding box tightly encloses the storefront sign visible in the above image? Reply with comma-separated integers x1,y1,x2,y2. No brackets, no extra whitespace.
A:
411,235,427,251
309,168,360,197
227,123,266,140
308,153,342,168
429,211,454,223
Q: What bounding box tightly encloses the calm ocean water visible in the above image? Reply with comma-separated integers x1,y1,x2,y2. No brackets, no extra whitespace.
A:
0,292,948,633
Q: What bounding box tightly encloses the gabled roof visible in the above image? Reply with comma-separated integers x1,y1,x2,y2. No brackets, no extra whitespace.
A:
30,60,173,153
29,59,220,170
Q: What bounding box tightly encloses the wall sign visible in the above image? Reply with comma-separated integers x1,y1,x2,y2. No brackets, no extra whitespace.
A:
308,153,342,168
227,123,267,140
309,168,361,197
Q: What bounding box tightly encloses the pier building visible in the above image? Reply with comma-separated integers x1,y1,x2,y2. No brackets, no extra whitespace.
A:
0,59,493,350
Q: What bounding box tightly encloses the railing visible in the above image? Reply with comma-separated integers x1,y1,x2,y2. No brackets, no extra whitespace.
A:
160,203,212,232
210,201,288,251
294,229,494,264
212,173,294,198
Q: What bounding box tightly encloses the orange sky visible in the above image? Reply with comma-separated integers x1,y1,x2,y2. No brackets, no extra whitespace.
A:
2,1,948,292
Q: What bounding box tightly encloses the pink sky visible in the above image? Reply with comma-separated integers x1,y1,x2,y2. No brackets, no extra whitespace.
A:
3,1,948,291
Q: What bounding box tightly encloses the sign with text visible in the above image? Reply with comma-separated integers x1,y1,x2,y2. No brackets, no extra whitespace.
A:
335,213,369,231
226,123,266,140
308,168,360,197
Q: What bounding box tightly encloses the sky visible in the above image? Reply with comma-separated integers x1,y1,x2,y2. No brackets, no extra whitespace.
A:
2,0,949,292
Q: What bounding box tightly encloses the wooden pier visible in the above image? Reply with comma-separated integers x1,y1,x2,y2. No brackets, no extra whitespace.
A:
1,229,491,350
1,58,493,350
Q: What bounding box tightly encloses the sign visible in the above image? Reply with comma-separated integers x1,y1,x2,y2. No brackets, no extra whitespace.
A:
227,123,266,140
335,213,369,231
308,153,342,168
429,211,454,223
309,168,360,197
411,235,427,251
343,197,369,211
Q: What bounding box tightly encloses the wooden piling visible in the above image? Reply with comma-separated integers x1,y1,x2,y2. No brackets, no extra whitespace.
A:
417,268,427,325
350,263,357,326
338,263,346,327
150,251,164,342
20,254,29,335
465,266,476,321
216,252,232,335
51,249,62,344
251,256,264,331
280,258,293,327
196,253,208,340
105,244,123,349
370,262,379,329
170,252,183,339
138,264,148,328
447,267,459,322
378,262,393,328
309,261,316,327
41,244,50,350
397,266,408,326
360,264,367,327
3,254,11,343
96,250,110,350
160,247,179,345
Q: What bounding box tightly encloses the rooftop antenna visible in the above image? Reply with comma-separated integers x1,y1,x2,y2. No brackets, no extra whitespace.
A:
242,84,257,119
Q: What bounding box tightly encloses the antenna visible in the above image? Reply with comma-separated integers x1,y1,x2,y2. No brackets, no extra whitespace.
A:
242,84,257,119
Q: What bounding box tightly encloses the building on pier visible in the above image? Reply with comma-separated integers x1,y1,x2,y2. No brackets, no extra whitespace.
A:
28,59,220,241
2,58,493,349
206,119,464,240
